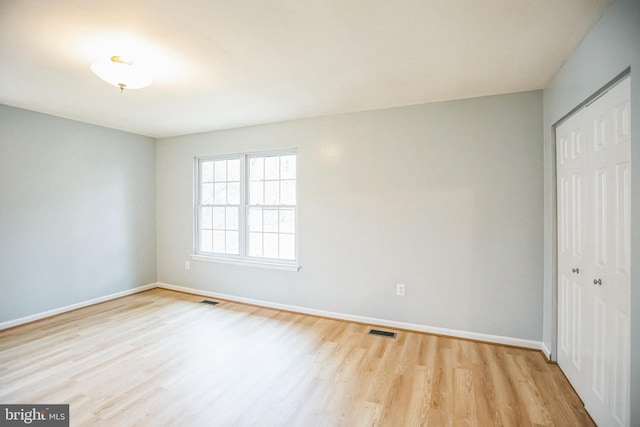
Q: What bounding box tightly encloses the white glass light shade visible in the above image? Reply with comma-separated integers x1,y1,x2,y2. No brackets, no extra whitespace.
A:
91,56,152,90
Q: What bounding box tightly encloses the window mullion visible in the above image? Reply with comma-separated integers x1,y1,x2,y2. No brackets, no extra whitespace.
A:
195,160,200,255
240,154,247,259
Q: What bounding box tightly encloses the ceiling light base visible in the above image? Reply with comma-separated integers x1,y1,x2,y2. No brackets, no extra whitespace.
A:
91,56,152,92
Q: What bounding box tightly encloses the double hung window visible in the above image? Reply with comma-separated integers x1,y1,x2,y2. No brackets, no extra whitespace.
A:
195,151,297,267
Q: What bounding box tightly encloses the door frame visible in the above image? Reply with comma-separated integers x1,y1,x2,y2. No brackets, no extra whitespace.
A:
551,67,631,362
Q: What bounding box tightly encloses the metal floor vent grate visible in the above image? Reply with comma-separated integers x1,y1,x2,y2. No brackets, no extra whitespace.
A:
200,300,220,305
368,329,397,338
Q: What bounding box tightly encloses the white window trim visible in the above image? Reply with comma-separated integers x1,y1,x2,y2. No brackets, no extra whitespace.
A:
191,254,301,271
193,150,300,271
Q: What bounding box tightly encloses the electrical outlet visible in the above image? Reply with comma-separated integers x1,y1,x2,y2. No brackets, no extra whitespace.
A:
184,261,191,270
396,283,405,296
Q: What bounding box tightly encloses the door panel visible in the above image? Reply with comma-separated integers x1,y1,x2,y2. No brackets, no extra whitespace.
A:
591,296,606,401
613,101,630,145
570,281,582,370
572,174,583,257
593,167,608,267
559,275,569,354
559,176,569,253
611,309,629,426
615,162,630,275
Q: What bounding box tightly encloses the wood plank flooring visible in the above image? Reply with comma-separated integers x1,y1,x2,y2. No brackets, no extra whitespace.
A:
0,289,594,426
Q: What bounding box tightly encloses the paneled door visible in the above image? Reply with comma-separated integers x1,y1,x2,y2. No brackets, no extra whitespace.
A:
556,76,631,427
556,106,589,400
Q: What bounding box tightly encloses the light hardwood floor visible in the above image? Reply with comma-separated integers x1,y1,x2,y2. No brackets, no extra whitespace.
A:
1,289,593,426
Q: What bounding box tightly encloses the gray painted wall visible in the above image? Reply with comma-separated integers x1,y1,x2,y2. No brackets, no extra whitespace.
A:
0,105,157,322
542,0,639,423
157,91,543,341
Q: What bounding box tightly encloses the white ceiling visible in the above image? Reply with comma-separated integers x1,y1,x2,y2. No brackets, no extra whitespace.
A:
0,0,612,138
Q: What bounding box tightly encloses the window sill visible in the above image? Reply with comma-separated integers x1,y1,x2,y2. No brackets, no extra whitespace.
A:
191,255,301,272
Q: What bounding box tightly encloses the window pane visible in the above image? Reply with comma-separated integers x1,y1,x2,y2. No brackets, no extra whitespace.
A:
200,230,213,252
248,208,263,232
264,233,278,258
202,161,214,182
265,156,279,180
280,234,295,260
227,182,240,205
226,207,238,230
280,180,296,205
214,160,227,181
226,231,239,254
250,157,264,181
212,230,225,253
264,209,278,232
214,183,227,204
202,183,214,205
201,207,213,230
249,182,264,205
281,155,296,179
264,181,280,205
227,159,240,181
279,209,295,234
248,232,263,257
212,207,225,229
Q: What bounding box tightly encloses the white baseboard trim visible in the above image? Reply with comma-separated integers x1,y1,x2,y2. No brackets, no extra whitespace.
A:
157,282,543,351
0,283,157,331
2,281,544,352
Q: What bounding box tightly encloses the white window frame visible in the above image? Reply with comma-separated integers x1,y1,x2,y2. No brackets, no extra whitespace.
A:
192,150,299,271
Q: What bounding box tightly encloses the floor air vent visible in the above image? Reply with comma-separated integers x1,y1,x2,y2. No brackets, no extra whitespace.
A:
200,300,220,305
368,329,397,338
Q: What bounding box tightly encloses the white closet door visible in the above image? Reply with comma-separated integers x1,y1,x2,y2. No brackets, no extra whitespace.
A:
556,76,630,427
556,110,589,396
583,77,631,427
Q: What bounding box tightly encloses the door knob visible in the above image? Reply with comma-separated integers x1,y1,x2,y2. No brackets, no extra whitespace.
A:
593,279,602,285
572,268,579,273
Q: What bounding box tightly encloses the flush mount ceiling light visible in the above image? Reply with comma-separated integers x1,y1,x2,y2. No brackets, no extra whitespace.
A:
90,56,152,93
